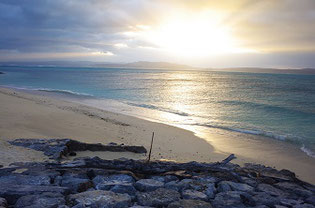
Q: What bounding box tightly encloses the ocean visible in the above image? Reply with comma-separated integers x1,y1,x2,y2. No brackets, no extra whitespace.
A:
1,66,314,157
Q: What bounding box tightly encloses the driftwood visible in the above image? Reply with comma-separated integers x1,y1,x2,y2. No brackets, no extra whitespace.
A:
46,154,238,179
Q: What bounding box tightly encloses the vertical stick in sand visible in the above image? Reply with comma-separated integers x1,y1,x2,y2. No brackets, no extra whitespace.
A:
147,132,154,163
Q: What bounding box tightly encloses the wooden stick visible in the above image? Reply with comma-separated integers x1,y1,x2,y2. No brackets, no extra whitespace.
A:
220,154,236,165
147,132,154,163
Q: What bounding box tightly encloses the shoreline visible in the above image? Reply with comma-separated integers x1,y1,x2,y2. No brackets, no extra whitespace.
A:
0,87,314,184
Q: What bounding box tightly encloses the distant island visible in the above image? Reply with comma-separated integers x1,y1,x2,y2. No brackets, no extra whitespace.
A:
1,61,315,75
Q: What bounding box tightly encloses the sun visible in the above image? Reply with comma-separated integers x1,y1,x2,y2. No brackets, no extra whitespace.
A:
136,13,253,57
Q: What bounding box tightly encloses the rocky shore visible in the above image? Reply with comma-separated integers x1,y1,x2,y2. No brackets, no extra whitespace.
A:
0,139,314,208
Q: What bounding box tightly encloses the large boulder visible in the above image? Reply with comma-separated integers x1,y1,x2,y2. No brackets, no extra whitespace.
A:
225,181,254,192
0,185,69,205
212,191,254,208
60,177,93,193
69,190,131,208
252,192,280,207
0,174,51,186
14,192,65,208
135,179,164,192
217,181,232,192
93,174,136,196
204,183,216,199
168,199,213,208
274,182,313,197
181,189,208,201
257,183,286,197
136,188,180,207
0,197,7,207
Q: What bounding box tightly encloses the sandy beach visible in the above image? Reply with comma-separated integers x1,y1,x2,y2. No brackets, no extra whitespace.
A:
0,87,314,184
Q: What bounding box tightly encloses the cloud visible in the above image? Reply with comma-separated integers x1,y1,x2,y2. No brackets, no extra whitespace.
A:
0,0,314,67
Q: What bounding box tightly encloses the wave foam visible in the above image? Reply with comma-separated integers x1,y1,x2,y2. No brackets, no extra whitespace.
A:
301,145,315,158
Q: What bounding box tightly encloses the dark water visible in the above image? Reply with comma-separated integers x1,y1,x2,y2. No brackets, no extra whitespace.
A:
1,66,314,157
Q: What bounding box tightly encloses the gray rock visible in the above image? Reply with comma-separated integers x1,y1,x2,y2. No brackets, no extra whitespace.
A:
280,198,303,207
69,190,131,208
110,183,136,196
165,181,180,191
306,196,315,205
275,182,313,197
150,175,178,183
217,181,232,192
0,197,7,207
204,183,216,199
168,199,213,208
136,188,180,207
293,204,315,208
95,179,136,196
212,191,251,208
60,177,93,193
0,184,69,205
225,181,254,192
241,176,257,187
182,189,208,201
0,174,51,186
274,205,288,208
194,176,218,184
257,183,286,197
129,206,153,208
15,192,65,208
252,192,280,207
135,179,164,192
93,174,134,185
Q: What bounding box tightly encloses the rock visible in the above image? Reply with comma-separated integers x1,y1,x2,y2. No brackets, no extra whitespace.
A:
109,182,137,196
0,184,69,205
217,181,232,192
15,192,65,208
306,196,315,205
212,191,252,208
93,174,135,185
225,181,254,192
93,174,136,196
194,176,218,183
136,188,180,207
69,190,131,208
257,183,286,197
204,183,216,199
0,197,7,207
0,174,51,186
60,177,93,193
241,176,257,187
280,198,303,207
165,179,194,192
135,179,164,192
275,182,313,197
182,189,208,201
150,175,178,183
293,204,315,208
95,180,136,196
252,192,280,207
274,205,288,208
168,199,213,208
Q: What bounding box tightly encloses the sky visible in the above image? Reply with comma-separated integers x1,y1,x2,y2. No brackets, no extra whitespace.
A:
0,0,315,68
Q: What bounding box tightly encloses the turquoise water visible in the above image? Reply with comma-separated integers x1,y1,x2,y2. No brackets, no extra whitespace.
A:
1,66,315,157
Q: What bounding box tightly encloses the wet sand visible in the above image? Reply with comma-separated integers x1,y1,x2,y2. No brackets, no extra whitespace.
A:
0,87,314,184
